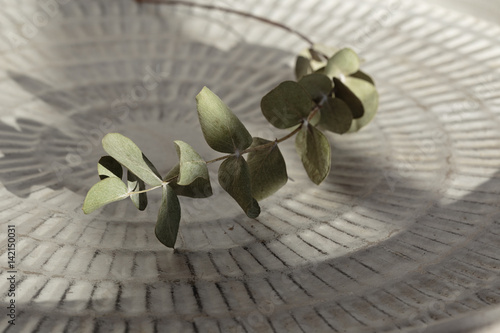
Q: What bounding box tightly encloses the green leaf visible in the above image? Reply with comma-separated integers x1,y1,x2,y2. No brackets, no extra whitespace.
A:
247,138,288,201
324,48,360,79
127,170,147,211
349,78,378,132
83,177,129,214
295,125,331,185
344,77,378,116
350,70,375,85
298,73,333,102
164,164,179,181
308,48,324,62
298,44,338,72
102,133,162,186
314,66,326,75
261,81,312,129
333,75,378,124
155,185,181,248
309,44,338,59
342,77,379,132
174,140,209,186
196,86,253,153
295,55,312,80
98,156,122,180
333,77,364,119
218,156,260,218
319,97,353,134
164,164,213,198
163,141,213,198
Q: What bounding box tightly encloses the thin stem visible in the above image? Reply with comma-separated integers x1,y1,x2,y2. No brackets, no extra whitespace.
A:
135,0,314,46
206,123,305,166
240,123,304,154
307,105,320,122
128,175,178,195
206,103,320,164
277,124,304,144
129,183,164,195
206,154,233,165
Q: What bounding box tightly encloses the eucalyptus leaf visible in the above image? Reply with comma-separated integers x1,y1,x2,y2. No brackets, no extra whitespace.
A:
325,48,360,79
155,185,181,248
350,70,375,85
298,73,333,102
165,163,213,199
295,55,312,80
165,164,212,198
343,77,378,116
333,77,364,119
308,48,324,62
247,138,288,201
174,140,209,186
196,86,253,153
102,133,162,186
164,164,180,181
309,47,326,61
295,125,331,185
175,177,213,198
298,44,338,72
83,177,129,214
319,97,353,134
314,66,326,75
261,81,312,129
218,156,260,218
127,170,147,211
342,77,379,132
98,156,122,180
310,44,338,59
349,81,379,132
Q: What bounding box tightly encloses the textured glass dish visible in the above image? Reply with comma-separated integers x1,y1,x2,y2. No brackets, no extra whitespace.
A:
1,0,500,332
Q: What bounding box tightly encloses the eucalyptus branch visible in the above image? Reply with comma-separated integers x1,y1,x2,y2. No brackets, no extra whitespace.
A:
205,154,233,165
307,105,321,122
135,0,315,46
82,4,379,249
207,118,305,161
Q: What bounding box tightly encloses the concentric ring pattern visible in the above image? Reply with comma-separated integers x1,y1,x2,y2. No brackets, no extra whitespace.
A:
1,0,500,332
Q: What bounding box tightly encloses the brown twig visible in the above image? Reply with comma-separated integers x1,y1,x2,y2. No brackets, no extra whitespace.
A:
135,0,314,46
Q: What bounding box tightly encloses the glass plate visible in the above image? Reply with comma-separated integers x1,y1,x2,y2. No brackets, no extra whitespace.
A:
1,0,500,332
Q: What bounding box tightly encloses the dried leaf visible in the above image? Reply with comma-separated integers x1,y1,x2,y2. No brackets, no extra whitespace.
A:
261,81,312,129
97,156,122,180
174,140,209,186
247,138,287,201
83,178,129,214
333,77,364,119
155,185,181,248
218,156,260,218
298,73,333,102
319,97,353,134
196,86,253,153
295,55,312,80
127,170,147,211
325,48,360,79
102,133,162,186
295,125,331,185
